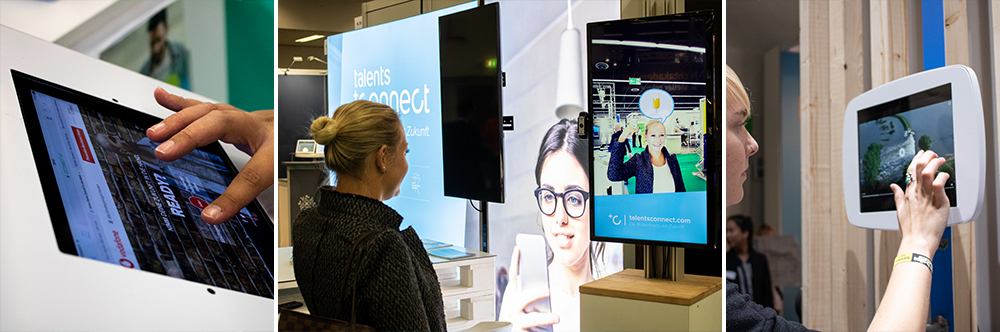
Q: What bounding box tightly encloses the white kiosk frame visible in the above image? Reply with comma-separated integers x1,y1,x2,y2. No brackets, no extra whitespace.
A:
842,65,986,230
0,26,272,330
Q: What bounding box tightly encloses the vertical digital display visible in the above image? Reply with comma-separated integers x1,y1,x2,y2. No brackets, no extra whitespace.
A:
588,13,714,247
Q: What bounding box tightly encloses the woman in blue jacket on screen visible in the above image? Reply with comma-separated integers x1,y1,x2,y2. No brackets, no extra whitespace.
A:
608,119,685,193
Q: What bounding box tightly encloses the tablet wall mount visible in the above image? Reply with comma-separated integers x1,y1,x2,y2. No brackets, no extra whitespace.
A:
842,65,985,230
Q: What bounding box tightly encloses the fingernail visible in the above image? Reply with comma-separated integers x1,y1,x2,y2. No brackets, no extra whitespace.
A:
155,140,174,154
155,86,165,93
148,122,165,133
204,205,222,221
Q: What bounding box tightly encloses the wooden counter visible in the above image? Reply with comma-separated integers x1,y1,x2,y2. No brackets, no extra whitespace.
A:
579,269,722,331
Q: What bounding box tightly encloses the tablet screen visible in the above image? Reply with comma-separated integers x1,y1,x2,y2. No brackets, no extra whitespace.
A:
857,83,957,212
13,71,273,299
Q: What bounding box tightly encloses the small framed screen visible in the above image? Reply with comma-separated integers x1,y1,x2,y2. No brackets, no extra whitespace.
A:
856,84,957,212
12,70,274,299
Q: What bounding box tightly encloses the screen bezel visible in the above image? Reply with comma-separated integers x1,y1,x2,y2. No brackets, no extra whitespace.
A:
842,65,985,230
11,69,274,292
585,10,720,250
439,2,505,203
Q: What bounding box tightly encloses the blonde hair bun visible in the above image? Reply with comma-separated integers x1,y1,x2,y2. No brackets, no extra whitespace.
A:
313,100,402,178
311,116,339,145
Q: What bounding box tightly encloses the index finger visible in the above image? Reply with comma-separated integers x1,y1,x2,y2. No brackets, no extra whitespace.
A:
154,87,208,112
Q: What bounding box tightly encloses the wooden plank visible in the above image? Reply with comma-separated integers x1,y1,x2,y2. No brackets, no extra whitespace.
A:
578,269,721,305
869,0,907,311
827,2,848,331
841,1,871,330
800,1,833,329
943,2,976,330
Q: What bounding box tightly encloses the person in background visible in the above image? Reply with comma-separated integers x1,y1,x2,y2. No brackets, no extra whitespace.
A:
141,9,191,90
292,100,446,331
727,64,951,332
727,215,777,312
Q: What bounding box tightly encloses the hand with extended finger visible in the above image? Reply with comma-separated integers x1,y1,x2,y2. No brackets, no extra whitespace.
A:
146,87,274,225
889,150,951,259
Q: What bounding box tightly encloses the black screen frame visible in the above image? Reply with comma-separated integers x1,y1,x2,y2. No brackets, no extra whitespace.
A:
438,2,505,203
10,69,274,288
856,83,958,212
585,10,720,250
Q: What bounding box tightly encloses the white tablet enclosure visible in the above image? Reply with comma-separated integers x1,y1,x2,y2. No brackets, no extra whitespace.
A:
0,26,271,330
842,65,985,230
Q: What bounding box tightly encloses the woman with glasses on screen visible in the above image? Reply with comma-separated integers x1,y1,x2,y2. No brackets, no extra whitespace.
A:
499,119,619,332
608,120,686,194
726,65,951,332
292,100,446,331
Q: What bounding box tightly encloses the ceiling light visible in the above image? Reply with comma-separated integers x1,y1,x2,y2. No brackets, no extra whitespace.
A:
295,34,326,43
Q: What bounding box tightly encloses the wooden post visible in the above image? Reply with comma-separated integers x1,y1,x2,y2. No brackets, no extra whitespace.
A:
801,1,871,330
869,0,908,312
943,1,977,330
800,1,832,329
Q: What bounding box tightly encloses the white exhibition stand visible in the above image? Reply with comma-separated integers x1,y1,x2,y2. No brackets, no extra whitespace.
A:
277,244,496,331
0,25,271,330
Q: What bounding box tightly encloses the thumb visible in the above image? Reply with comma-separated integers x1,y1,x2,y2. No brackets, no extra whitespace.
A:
890,183,905,210
201,150,273,224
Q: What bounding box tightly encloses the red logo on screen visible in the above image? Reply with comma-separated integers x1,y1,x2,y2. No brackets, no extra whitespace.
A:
119,258,135,269
71,126,95,164
189,196,209,210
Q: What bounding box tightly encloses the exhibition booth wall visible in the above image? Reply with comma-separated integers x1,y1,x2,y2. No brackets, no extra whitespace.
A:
314,1,720,330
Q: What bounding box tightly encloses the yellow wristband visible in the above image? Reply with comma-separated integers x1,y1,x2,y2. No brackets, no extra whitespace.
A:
893,253,933,273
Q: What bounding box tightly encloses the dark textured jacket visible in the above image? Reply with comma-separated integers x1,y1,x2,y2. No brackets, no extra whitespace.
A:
727,249,775,310
608,131,686,193
727,282,811,332
293,188,447,331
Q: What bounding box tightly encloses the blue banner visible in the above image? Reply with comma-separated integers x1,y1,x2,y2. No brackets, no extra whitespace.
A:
326,2,477,247
594,192,707,244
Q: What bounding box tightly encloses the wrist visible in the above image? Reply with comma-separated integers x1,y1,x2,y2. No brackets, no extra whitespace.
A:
898,237,938,261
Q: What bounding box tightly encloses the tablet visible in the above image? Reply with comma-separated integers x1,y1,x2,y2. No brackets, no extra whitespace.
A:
842,65,985,230
11,70,274,298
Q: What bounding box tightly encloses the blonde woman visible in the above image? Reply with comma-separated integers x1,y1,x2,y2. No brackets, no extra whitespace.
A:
608,119,686,193
292,100,446,331
726,65,950,332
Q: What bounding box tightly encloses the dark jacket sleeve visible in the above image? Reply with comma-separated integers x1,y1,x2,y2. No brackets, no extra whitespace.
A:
727,282,811,332
754,252,775,309
359,232,435,332
666,152,686,192
608,131,639,182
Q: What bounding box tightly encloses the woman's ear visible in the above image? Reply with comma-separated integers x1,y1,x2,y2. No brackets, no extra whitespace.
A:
375,144,388,173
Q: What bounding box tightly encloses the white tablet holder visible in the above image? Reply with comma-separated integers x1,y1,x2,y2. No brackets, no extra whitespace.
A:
842,65,985,230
